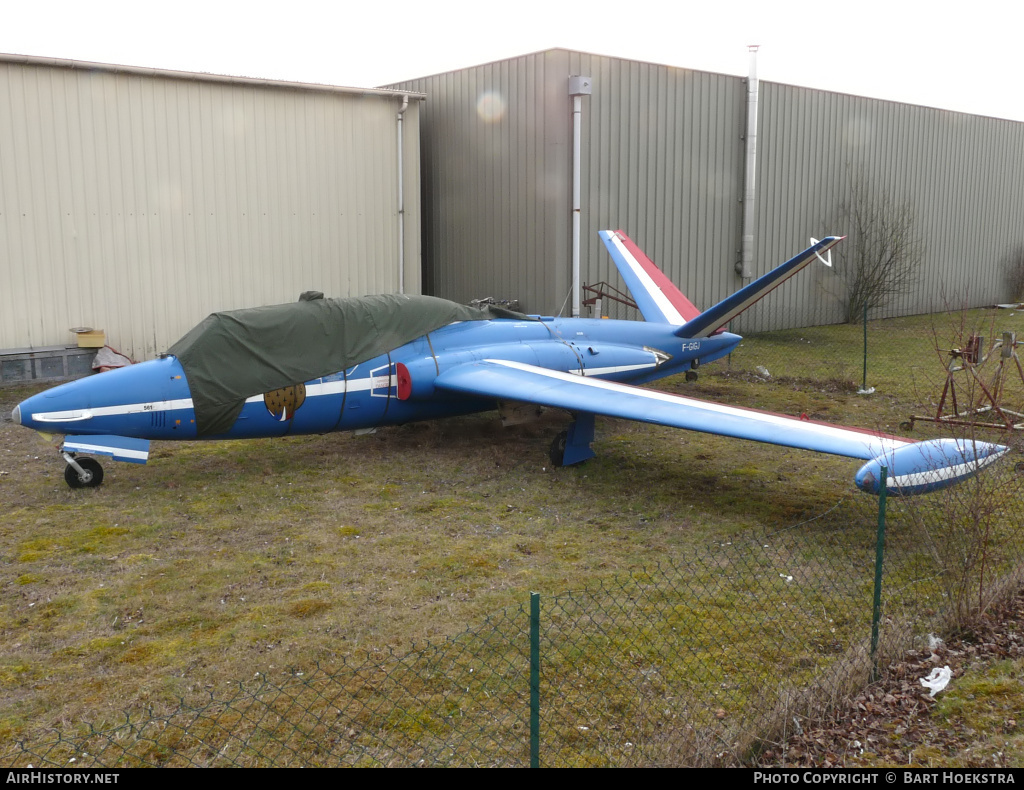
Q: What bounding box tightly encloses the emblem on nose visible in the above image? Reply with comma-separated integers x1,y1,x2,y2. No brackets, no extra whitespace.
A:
264,384,306,421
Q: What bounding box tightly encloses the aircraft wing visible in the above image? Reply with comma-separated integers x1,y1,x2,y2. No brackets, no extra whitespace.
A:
436,359,901,459
434,359,1008,494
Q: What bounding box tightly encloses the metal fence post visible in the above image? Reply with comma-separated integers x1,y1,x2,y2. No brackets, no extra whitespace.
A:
530,591,540,768
870,466,888,681
862,301,869,392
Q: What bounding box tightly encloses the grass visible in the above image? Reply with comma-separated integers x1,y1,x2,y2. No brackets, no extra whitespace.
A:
922,659,1024,766
0,307,1022,765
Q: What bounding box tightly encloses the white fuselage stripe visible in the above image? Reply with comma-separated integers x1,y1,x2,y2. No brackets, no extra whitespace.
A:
32,378,382,422
586,363,657,376
32,399,194,421
30,365,653,424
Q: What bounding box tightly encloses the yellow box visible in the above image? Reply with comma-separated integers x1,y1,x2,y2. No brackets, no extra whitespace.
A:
75,330,106,348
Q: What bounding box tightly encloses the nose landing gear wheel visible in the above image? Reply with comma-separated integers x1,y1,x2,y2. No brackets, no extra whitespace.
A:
64,457,104,489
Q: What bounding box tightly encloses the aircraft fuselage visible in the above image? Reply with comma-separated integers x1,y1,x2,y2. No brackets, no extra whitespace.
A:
13,316,741,443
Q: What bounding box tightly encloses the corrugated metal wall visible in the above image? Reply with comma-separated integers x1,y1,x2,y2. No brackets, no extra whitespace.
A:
395,51,573,314
0,57,422,360
569,51,746,322
742,83,1024,332
391,49,1024,328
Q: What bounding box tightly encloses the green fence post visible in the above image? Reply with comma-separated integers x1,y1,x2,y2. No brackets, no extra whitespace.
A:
862,301,869,392
870,466,888,681
530,591,540,768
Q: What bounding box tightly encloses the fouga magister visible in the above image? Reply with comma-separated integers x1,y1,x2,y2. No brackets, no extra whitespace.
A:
11,231,1008,494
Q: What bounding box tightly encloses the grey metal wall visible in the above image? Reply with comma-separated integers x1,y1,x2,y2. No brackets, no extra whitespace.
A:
392,49,1024,328
394,51,574,313
743,83,1024,332
1,56,422,360
569,51,746,322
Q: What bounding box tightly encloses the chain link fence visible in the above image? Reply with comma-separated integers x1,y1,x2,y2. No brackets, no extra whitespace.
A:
6,465,1022,767
725,302,1023,408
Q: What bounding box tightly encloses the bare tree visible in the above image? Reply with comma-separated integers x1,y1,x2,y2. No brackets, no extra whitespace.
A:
834,171,924,322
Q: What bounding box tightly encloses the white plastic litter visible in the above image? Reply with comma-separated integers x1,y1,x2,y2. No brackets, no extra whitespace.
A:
756,365,771,379
920,666,952,697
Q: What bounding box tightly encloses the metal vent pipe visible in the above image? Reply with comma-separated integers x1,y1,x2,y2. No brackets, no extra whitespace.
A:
396,94,410,294
739,46,760,279
569,75,592,316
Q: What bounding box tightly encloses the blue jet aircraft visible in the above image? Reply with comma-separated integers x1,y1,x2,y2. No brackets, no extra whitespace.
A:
11,231,1008,495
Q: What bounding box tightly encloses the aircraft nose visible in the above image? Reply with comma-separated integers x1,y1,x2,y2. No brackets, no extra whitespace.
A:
11,404,20,425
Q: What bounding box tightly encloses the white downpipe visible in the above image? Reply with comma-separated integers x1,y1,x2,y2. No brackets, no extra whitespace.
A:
396,94,409,294
740,46,760,280
571,93,582,317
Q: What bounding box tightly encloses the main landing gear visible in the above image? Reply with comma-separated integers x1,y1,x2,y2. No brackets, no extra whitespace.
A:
548,413,596,467
62,453,104,488
549,431,569,466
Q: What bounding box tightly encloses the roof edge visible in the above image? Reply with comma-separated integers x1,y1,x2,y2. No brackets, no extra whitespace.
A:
385,46,1023,124
0,52,425,99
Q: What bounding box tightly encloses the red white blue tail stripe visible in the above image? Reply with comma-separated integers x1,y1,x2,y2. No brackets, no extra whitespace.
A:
599,230,700,324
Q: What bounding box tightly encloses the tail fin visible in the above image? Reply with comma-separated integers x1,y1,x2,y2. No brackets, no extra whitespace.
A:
675,236,844,338
599,230,843,335
599,230,701,324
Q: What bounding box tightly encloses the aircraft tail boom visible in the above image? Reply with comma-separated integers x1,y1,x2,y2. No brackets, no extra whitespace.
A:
676,236,844,338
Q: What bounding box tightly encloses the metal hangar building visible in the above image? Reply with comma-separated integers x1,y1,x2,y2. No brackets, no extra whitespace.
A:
0,54,422,378
388,48,1024,331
